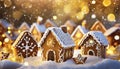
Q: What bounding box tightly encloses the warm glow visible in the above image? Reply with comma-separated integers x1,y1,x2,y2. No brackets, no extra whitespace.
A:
76,12,85,20
91,0,96,4
2,34,5,37
8,26,11,30
107,13,116,22
114,35,120,40
64,4,71,14
82,20,86,28
91,14,96,19
8,30,11,33
4,38,9,43
37,16,43,23
107,46,115,55
0,41,2,46
103,0,111,7
18,30,21,33
53,16,57,20
24,62,29,66
76,33,81,38
81,6,89,14
67,26,70,31
89,40,94,44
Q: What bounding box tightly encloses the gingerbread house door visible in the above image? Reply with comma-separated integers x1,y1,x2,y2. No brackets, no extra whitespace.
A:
47,51,54,61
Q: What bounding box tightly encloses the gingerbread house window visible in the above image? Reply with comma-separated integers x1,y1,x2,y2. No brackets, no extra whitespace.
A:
114,35,120,40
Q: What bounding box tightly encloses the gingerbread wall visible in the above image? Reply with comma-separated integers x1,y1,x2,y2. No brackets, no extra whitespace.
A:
41,31,63,62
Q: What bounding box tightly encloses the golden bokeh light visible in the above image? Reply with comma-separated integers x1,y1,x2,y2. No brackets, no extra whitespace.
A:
8,30,11,33
12,10,23,20
103,0,112,7
53,16,57,20
107,46,115,55
64,4,72,14
18,30,21,33
107,13,116,22
2,34,6,37
0,41,2,46
76,12,85,20
4,0,12,7
91,0,96,4
4,38,9,43
81,6,89,14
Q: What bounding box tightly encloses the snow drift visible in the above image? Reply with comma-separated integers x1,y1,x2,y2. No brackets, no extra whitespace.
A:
18,59,120,69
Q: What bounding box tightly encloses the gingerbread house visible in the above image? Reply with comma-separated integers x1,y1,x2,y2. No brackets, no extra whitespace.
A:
63,20,77,34
104,27,120,47
79,31,108,58
90,21,106,33
29,23,46,42
12,31,38,58
19,22,30,32
71,25,88,49
44,19,57,28
38,27,75,63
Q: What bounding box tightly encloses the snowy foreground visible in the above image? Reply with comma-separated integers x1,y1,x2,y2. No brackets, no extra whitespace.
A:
0,56,120,69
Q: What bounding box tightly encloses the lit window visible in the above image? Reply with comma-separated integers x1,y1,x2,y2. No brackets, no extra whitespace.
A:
114,35,119,40
8,30,11,33
2,34,5,37
76,33,81,38
89,39,94,44
18,30,21,33
8,27,11,30
4,38,9,43
0,41,2,46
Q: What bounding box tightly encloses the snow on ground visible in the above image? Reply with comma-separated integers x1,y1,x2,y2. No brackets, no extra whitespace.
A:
18,58,120,69
0,56,120,69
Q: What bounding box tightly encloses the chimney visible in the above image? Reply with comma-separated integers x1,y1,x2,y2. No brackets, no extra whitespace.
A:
61,25,67,33
37,16,43,24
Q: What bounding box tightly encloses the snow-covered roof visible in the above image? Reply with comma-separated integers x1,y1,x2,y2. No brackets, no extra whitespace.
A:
12,31,34,47
79,31,108,46
0,19,11,28
71,25,88,37
64,20,77,27
45,19,57,27
19,22,30,30
39,27,75,48
30,23,46,33
104,27,120,36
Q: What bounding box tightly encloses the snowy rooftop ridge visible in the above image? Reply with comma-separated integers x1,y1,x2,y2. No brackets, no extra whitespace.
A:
12,31,29,47
65,20,77,27
104,27,120,36
12,31,37,47
19,22,30,30
30,23,46,33
71,25,88,37
79,31,109,46
45,19,57,27
39,27,75,48
0,19,11,28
